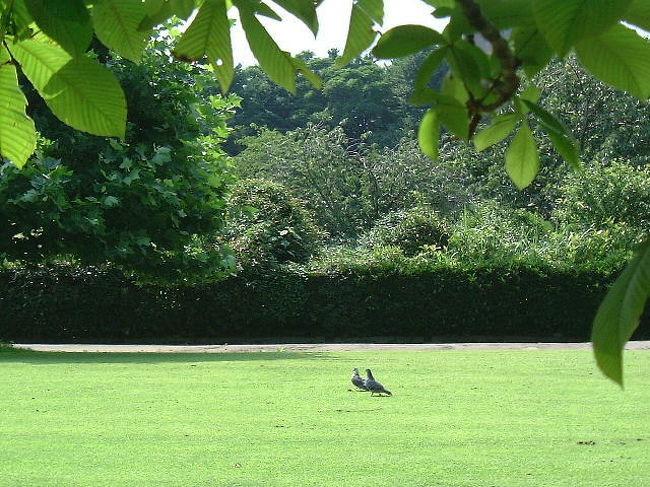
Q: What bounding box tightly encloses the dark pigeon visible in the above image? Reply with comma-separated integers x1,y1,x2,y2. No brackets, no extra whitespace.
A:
351,367,368,391
365,369,392,396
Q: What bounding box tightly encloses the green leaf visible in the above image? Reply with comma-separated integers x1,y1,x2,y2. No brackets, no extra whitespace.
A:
441,73,468,103
623,0,650,31
174,0,234,92
519,86,542,104
514,87,541,115
592,239,650,386
575,23,650,101
410,46,447,103
448,39,490,96
355,0,383,23
473,113,518,151
271,0,319,35
6,0,35,41
422,0,454,8
24,0,92,57
505,122,539,189
372,24,446,59
0,46,36,167
237,2,296,93
418,108,440,159
336,0,383,67
436,95,468,140
533,0,633,56
92,0,148,62
253,2,282,21
547,130,581,170
475,0,536,29
9,38,126,138
289,56,322,89
139,0,196,30
513,26,553,77
522,99,581,169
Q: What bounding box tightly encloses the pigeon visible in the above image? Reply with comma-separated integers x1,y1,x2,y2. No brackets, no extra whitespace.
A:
365,369,392,396
351,367,368,391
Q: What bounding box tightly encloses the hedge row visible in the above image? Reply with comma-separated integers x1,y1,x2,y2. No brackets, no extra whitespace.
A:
1,265,648,342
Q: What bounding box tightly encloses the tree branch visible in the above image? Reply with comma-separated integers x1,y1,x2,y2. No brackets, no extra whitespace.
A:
456,0,520,129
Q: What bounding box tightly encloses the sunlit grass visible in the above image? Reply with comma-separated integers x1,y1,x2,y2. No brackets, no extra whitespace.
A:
1,349,649,486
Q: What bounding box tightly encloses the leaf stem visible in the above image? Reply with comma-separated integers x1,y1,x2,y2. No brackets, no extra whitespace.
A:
456,0,520,133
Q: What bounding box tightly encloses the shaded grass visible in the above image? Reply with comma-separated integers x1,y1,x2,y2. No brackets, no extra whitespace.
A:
1,349,649,486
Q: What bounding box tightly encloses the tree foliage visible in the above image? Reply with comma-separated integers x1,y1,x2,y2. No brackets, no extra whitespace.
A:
0,35,238,277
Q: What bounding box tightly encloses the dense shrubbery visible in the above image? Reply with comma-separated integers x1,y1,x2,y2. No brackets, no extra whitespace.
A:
223,179,323,266
359,206,450,256
552,161,650,231
4,260,647,343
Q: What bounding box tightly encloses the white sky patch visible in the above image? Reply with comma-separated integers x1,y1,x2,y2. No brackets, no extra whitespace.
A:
230,0,448,66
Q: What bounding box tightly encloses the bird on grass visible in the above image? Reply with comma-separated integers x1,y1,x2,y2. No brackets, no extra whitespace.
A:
351,367,368,391
365,369,392,396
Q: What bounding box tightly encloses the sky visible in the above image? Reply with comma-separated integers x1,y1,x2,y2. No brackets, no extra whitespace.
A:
230,0,448,66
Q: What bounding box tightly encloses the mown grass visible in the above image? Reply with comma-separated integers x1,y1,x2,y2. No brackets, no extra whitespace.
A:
1,348,649,486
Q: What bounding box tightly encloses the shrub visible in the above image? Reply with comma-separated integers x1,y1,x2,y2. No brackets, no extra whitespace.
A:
553,160,650,231
224,179,324,266
445,201,552,266
3,261,646,343
359,206,451,256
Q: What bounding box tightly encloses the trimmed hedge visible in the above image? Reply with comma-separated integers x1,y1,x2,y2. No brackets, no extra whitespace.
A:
1,264,647,342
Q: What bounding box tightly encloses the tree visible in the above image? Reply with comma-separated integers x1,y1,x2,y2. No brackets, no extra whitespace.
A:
0,33,238,277
227,53,411,151
0,0,647,384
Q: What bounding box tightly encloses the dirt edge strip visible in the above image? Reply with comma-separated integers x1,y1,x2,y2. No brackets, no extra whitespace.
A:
10,342,650,353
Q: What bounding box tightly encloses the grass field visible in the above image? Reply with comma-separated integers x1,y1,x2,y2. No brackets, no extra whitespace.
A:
1,348,649,487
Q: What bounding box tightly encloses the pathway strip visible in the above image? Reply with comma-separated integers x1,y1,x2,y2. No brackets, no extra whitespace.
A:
10,341,650,353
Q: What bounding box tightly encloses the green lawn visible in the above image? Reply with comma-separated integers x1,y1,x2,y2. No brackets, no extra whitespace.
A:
1,348,649,487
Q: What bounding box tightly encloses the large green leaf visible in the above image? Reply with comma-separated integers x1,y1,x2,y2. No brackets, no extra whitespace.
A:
174,0,233,92
436,95,468,140
592,239,650,386
418,108,440,160
24,0,92,57
139,0,196,30
623,0,650,31
533,0,632,56
6,0,35,41
505,122,539,189
410,46,448,104
289,56,322,89
271,0,319,34
447,39,490,96
474,113,518,151
475,0,536,29
575,23,650,101
252,2,282,21
372,25,446,59
236,2,296,93
0,46,36,167
522,100,580,169
336,0,383,67
92,0,148,62
9,38,126,138
513,26,553,77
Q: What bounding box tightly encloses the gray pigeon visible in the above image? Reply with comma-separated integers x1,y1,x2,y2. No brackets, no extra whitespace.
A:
365,369,392,396
351,367,368,391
